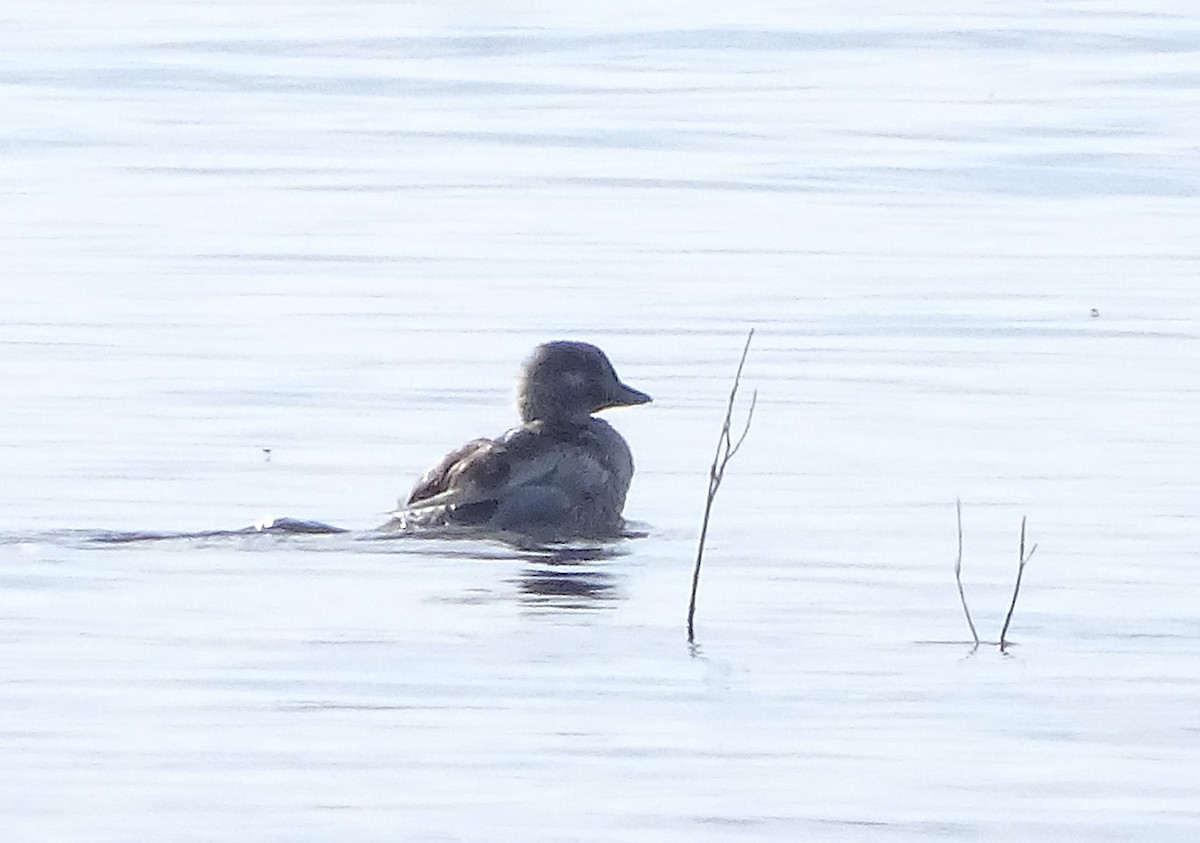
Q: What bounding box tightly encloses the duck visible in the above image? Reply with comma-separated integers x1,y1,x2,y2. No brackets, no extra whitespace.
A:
381,341,651,542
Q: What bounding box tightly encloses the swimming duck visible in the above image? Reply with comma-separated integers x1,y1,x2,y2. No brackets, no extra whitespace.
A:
382,341,651,541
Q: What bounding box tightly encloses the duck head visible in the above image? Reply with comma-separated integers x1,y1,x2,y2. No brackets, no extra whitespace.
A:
517,341,651,424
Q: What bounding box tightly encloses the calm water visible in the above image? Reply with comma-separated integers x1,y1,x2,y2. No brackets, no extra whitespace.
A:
2,2,1199,840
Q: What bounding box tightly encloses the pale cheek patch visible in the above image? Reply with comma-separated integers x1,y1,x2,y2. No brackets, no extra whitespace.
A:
561,370,587,392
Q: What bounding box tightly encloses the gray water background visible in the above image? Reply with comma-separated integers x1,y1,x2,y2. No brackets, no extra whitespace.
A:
2,2,1199,840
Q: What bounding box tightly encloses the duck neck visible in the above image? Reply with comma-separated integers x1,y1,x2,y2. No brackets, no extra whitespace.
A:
523,412,594,430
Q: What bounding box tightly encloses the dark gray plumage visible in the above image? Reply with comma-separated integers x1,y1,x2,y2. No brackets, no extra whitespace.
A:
383,341,651,542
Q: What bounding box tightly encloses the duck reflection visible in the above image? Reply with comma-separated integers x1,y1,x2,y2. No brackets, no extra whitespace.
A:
513,542,625,609
519,566,618,608
363,527,637,609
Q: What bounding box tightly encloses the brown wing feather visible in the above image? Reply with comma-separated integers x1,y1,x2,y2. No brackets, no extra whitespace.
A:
405,438,497,506
404,426,570,512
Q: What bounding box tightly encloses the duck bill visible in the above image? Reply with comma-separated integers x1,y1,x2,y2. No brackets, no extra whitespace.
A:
605,381,652,409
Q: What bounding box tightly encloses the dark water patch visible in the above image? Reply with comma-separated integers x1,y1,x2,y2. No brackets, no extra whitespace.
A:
1,520,641,561
85,517,350,544
366,526,634,563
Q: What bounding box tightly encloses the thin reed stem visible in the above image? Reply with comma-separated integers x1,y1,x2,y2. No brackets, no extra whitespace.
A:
954,498,980,649
687,329,756,643
999,516,1037,652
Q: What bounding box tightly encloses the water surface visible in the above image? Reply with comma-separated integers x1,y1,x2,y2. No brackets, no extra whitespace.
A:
2,2,1199,839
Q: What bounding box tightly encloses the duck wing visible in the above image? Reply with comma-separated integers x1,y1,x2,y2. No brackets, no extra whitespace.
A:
402,428,565,512
404,438,495,508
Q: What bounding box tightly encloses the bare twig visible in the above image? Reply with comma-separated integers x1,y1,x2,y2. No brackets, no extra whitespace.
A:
999,516,1037,652
954,503,1038,652
954,498,980,650
687,329,756,643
